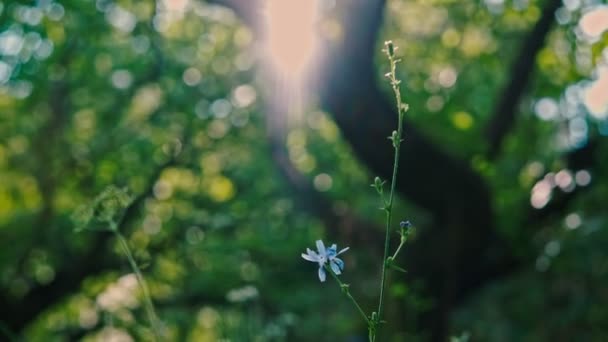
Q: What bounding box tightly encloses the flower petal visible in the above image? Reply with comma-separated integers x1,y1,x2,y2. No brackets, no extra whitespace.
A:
306,248,319,258
332,257,345,271
316,240,326,257
318,266,326,282
330,260,342,275
301,253,318,262
337,247,349,255
327,244,337,258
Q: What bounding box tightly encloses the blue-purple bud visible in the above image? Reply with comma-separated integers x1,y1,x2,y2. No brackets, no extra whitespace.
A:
400,221,412,229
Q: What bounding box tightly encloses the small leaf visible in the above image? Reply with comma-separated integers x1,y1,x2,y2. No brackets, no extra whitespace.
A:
372,176,385,194
389,263,407,273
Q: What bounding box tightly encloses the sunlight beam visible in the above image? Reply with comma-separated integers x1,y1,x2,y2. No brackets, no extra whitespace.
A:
263,0,320,83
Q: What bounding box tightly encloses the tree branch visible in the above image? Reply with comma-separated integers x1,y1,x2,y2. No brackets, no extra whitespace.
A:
264,85,383,250
485,0,562,158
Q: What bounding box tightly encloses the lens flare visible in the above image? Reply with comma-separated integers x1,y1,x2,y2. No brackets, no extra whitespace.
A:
264,0,319,82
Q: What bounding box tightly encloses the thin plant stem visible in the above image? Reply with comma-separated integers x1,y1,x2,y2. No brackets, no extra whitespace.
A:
304,41,408,342
325,265,370,325
112,226,162,341
391,239,406,260
375,41,407,341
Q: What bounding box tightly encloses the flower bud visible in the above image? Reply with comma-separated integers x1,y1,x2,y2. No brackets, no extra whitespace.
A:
384,40,395,57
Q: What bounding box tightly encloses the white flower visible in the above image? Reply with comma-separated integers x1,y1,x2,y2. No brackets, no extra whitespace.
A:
301,240,349,282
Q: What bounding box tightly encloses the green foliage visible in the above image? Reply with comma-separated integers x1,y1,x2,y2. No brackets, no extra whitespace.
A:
72,186,133,232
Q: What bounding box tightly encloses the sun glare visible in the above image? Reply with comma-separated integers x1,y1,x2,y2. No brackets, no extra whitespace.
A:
264,0,320,82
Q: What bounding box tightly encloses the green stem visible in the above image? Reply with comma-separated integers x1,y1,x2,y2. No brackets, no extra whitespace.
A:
114,230,162,341
376,44,407,339
325,265,370,325
391,239,406,260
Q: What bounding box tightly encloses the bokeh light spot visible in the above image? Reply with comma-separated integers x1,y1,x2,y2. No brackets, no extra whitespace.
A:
313,173,333,192
452,111,474,130
565,213,582,230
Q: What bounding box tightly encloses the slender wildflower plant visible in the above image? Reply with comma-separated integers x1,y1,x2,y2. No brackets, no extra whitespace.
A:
72,186,162,341
301,40,412,341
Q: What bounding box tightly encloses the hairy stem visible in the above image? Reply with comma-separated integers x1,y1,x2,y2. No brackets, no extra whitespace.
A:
325,265,370,325
375,41,407,340
112,226,162,341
